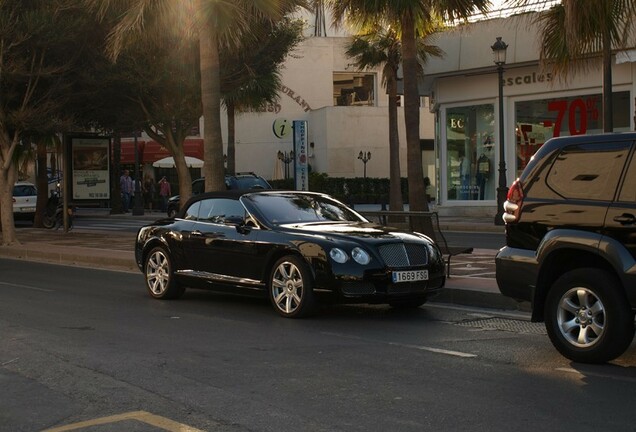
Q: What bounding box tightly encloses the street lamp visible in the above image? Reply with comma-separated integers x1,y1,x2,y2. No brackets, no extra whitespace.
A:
358,151,371,179
492,36,508,226
278,150,294,179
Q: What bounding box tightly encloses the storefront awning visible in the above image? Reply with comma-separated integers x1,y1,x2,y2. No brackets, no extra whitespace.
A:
616,49,636,64
119,139,204,165
152,156,204,169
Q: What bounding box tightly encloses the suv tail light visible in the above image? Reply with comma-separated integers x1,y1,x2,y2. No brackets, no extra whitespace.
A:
503,179,524,223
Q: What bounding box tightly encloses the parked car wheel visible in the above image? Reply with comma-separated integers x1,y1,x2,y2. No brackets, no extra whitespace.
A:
269,255,315,318
545,268,635,364
144,247,184,299
42,214,56,229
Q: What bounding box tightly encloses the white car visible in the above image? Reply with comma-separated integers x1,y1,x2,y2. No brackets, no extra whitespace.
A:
13,182,37,220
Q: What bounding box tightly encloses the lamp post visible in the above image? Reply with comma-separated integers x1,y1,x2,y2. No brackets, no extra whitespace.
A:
492,36,508,226
358,151,371,179
278,150,294,179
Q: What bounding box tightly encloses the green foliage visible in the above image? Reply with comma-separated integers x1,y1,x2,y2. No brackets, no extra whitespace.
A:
271,173,417,205
222,17,305,109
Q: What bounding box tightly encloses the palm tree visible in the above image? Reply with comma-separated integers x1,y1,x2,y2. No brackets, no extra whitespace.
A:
221,17,304,175
327,0,488,233
92,0,306,193
346,23,442,214
532,0,636,132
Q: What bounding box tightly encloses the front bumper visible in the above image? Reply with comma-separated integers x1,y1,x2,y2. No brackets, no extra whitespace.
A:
318,267,445,304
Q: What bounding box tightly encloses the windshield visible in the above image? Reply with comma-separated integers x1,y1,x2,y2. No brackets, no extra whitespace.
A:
248,193,365,225
13,184,37,196
228,176,271,190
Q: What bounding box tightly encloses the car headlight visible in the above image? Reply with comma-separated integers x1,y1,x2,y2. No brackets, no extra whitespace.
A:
329,248,348,263
351,247,370,265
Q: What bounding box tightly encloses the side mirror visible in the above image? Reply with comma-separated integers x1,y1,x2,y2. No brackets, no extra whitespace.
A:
224,216,245,226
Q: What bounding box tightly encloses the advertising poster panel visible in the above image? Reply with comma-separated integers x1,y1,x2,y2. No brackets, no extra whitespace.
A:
71,136,111,200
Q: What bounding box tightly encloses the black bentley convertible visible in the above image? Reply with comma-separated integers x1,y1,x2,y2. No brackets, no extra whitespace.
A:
135,190,446,318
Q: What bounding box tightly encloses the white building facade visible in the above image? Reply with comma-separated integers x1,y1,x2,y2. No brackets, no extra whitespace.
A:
224,35,436,184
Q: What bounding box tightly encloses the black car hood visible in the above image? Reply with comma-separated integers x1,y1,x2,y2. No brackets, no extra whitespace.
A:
280,221,432,243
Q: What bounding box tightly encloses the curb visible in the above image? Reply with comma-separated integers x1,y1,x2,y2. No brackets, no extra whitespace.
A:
433,279,531,312
0,244,138,273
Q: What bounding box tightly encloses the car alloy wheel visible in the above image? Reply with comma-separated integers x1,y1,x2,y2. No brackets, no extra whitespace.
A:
556,286,605,348
145,247,184,299
546,268,635,363
269,256,315,318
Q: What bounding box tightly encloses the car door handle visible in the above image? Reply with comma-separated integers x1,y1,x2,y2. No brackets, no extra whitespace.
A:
613,213,636,225
191,230,203,237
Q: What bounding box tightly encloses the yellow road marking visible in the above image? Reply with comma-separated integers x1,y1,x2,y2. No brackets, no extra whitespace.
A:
42,410,204,432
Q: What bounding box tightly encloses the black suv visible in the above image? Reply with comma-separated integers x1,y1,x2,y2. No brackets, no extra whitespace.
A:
166,173,271,217
496,133,636,363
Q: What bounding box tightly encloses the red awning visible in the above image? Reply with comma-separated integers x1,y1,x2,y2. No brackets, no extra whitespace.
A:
119,139,204,164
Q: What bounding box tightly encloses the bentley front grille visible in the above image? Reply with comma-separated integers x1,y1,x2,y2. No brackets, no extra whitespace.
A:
378,243,428,268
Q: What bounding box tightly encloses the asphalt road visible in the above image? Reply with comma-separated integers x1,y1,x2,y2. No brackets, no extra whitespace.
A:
2,259,635,432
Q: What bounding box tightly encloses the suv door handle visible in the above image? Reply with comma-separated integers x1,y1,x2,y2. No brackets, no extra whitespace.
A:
613,213,636,225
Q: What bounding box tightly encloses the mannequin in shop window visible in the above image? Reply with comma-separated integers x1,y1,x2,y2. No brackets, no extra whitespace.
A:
476,152,491,200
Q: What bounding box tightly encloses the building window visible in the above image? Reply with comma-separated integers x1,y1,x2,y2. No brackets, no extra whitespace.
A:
446,104,495,201
515,91,630,177
333,73,375,106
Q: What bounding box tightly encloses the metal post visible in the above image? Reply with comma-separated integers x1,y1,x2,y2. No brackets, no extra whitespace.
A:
491,37,508,226
494,63,507,225
132,132,144,216
278,151,294,180
63,133,69,232
358,151,371,179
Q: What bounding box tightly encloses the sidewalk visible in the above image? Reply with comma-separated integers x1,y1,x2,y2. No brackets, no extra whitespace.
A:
0,211,530,313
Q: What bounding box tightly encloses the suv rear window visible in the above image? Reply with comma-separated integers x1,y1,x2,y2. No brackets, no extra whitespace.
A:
546,142,630,200
618,152,636,202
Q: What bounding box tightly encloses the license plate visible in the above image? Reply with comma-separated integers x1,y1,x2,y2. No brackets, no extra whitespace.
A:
19,207,35,213
392,270,428,283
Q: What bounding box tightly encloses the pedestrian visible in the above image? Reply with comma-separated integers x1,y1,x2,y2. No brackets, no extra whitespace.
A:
158,176,171,212
143,174,156,211
119,169,133,213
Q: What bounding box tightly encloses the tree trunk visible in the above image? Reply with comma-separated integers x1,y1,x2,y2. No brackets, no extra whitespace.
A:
198,0,226,192
111,133,123,214
0,163,19,245
34,138,48,228
227,99,236,175
387,71,403,213
401,11,434,237
173,146,193,207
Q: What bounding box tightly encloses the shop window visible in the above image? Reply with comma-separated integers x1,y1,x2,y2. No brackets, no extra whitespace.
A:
446,104,495,201
515,91,630,177
333,73,375,106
